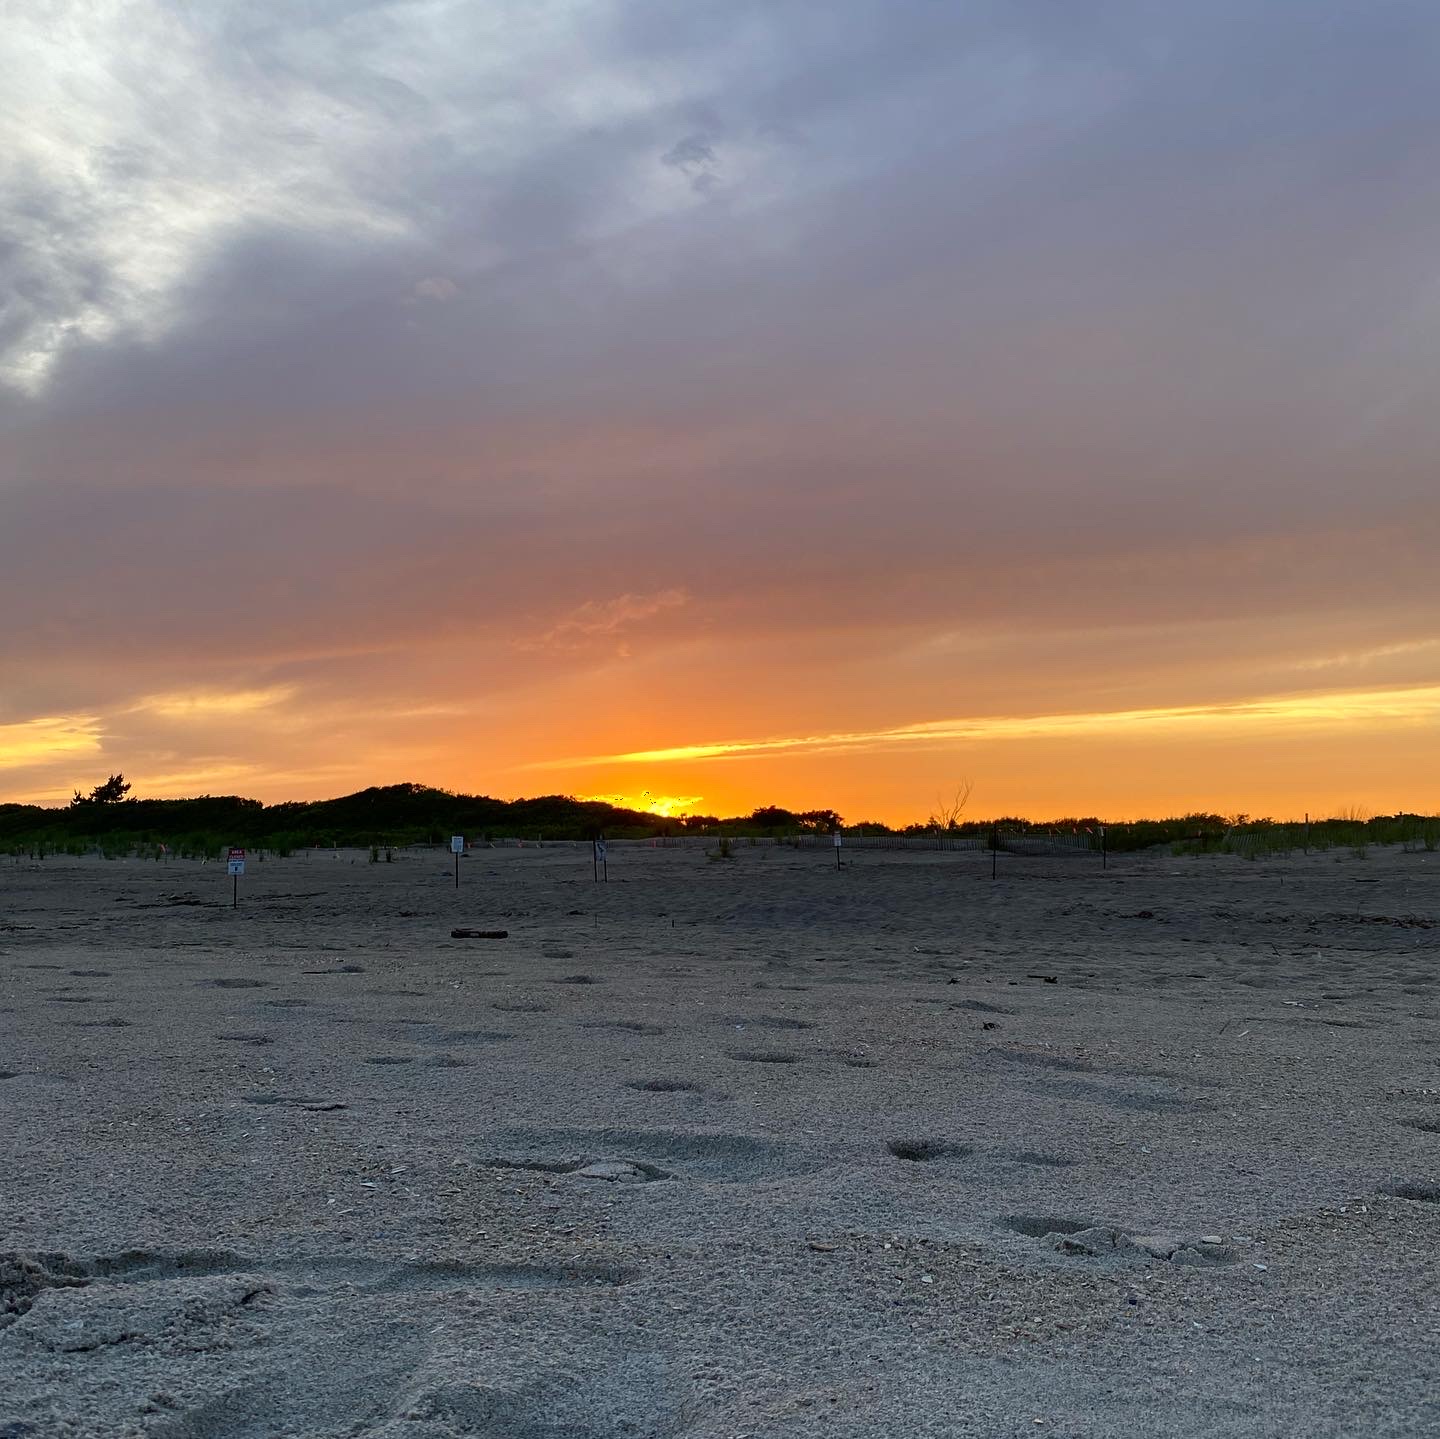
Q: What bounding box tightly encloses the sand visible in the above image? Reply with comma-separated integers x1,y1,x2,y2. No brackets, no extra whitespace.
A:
1,841,1437,1437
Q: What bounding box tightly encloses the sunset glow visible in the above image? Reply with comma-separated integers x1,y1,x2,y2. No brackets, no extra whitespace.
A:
574,685,1440,767
582,793,706,819
0,716,103,770
3,3,1438,823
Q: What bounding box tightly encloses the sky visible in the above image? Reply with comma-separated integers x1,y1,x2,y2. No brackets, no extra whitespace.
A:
3,0,1439,823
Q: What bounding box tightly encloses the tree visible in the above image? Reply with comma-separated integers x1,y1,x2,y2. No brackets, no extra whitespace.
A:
749,805,797,830
71,774,132,807
927,781,973,831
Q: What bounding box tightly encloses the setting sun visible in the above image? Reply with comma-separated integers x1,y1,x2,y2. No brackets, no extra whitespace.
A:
581,791,705,819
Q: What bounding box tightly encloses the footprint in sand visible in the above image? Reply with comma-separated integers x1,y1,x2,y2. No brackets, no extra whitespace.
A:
725,1015,815,1031
0,1247,637,1326
997,1214,1236,1264
430,1030,515,1046
994,1149,1079,1168
489,1156,672,1184
485,1126,803,1183
1400,1117,1440,1135
1379,1181,1440,1203
242,1094,347,1111
886,1139,971,1163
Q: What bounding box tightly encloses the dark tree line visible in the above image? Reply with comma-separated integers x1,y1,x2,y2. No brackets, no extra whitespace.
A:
4,779,1432,857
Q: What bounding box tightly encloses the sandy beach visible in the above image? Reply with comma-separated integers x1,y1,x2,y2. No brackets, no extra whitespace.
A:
2,842,1437,1437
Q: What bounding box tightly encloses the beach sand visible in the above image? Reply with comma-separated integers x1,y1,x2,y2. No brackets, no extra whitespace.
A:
2,842,1436,1436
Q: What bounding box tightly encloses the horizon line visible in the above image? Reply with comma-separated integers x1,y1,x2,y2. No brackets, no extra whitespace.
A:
5,782,1435,830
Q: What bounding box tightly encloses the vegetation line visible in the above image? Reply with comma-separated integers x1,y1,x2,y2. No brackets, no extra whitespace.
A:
1,777,1436,859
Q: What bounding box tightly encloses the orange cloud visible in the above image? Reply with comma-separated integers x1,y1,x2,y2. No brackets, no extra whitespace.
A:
547,682,1440,767
0,715,102,770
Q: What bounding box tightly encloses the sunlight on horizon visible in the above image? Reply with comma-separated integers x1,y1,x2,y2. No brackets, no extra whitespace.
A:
581,791,705,818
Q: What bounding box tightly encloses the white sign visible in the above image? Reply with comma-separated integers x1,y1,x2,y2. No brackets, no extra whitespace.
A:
227,859,245,877
450,836,465,854
594,840,607,861
833,833,842,847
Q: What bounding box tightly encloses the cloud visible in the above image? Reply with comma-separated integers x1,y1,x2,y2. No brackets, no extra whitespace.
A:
1,0,812,398
1289,639,1440,673
412,276,460,301
661,131,721,193
546,683,1440,767
661,134,717,172
515,589,690,651
0,715,103,772
127,686,297,719
0,3,423,393
1,0,1168,404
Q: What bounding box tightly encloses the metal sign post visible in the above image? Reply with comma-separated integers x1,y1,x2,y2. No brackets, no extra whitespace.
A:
450,835,464,888
833,831,842,870
227,848,246,908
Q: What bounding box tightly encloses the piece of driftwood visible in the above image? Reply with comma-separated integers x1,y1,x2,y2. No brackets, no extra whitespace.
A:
451,928,509,939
